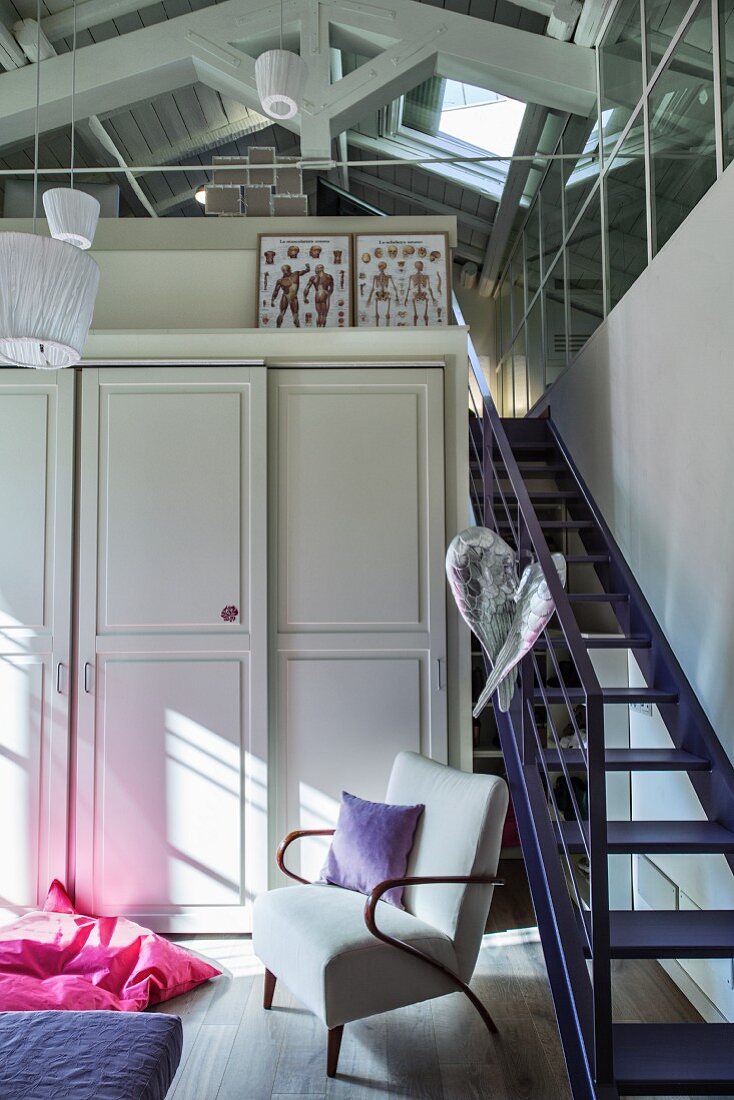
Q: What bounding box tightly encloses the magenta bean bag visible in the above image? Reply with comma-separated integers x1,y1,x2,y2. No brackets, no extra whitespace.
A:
0,881,220,1011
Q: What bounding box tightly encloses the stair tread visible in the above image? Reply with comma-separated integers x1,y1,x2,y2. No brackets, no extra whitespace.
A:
583,911,734,958
525,490,580,500
496,519,595,529
613,1023,734,1091
535,687,678,704
514,462,569,476
496,441,557,452
567,592,629,602
560,819,734,854
543,748,710,772
534,634,651,651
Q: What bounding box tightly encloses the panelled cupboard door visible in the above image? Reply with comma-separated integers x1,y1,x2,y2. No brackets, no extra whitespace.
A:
270,368,447,882
0,370,74,920
75,367,267,932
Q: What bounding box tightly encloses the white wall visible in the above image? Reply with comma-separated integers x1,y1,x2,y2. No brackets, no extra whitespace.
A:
452,264,499,404
1,215,458,332
549,161,734,1019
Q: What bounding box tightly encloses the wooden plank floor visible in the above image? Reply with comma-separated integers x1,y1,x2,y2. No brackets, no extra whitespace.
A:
156,861,711,1100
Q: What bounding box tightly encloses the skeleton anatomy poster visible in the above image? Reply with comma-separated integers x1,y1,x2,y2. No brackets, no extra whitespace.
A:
354,232,450,328
257,235,352,329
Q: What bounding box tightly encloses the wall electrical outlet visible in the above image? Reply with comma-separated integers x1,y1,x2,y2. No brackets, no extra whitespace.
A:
629,702,653,716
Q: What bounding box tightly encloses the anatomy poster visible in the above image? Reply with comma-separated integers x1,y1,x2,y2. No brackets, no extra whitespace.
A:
354,232,450,328
257,235,352,329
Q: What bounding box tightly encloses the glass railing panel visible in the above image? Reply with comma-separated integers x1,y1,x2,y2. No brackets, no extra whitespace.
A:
650,0,717,252
599,0,644,161
566,189,604,349
605,109,648,309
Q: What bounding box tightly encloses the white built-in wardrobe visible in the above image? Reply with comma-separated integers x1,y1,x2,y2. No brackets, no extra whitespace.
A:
0,364,447,932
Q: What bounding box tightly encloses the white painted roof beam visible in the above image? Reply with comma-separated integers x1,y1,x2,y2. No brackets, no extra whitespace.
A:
477,103,550,297
42,0,167,43
573,0,617,46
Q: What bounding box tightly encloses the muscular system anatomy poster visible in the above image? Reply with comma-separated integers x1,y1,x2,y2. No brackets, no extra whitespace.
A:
354,232,450,328
257,235,352,329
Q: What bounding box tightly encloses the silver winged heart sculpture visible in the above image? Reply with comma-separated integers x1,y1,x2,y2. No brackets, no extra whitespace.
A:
446,527,567,717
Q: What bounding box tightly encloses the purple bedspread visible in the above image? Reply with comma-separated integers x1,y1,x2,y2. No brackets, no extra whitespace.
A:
0,1011,183,1099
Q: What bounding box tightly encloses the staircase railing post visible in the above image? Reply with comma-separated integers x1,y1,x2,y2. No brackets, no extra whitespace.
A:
587,687,614,1087
518,510,535,765
483,404,497,534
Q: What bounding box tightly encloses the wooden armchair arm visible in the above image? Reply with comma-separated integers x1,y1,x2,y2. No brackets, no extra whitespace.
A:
363,873,504,1034
276,829,335,885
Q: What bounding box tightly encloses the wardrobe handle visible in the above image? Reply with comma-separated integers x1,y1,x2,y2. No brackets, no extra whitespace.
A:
56,662,64,695
84,662,93,694
436,658,446,691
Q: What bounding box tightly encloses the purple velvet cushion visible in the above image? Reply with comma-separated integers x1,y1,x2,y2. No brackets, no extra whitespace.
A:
318,791,424,909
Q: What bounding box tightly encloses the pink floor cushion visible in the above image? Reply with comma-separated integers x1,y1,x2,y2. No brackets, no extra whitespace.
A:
0,881,220,1012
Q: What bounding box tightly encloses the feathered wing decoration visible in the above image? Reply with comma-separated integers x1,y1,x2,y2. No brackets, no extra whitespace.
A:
445,527,519,713
473,552,568,717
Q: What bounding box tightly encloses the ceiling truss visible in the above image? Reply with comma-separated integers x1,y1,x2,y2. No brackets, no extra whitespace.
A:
0,0,596,159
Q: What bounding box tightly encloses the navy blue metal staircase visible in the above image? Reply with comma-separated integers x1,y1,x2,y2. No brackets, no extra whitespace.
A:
463,308,734,1098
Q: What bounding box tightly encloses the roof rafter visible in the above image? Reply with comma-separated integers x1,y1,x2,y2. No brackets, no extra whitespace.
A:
477,104,551,297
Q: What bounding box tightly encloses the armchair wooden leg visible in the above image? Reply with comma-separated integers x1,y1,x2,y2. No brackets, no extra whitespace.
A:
263,969,277,1010
326,1026,344,1078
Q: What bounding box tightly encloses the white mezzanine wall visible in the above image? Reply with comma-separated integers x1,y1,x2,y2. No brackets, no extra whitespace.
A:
549,158,734,1021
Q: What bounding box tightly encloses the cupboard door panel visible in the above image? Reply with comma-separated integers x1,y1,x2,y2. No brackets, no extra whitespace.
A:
0,372,74,920
99,390,247,631
271,368,447,871
279,390,422,629
0,659,44,908
281,653,425,881
76,368,267,932
95,658,244,910
0,394,50,628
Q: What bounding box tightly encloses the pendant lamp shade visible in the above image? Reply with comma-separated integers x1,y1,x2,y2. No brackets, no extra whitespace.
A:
43,187,100,250
255,49,306,120
0,232,100,369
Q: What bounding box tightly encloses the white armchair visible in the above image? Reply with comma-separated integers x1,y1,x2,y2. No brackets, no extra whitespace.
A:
252,751,509,1078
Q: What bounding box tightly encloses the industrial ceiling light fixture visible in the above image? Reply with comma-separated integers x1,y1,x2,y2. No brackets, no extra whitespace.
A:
194,184,207,205
255,0,306,121
0,0,99,369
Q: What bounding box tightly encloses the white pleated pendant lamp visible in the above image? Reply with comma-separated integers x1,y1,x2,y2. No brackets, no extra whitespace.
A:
0,0,100,369
255,48,306,120
43,187,100,249
0,233,99,368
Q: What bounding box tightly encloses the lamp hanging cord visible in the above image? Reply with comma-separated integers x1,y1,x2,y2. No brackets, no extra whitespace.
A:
279,0,283,51
71,0,77,188
32,0,41,234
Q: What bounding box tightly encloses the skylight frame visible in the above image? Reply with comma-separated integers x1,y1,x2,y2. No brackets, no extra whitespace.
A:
393,122,514,202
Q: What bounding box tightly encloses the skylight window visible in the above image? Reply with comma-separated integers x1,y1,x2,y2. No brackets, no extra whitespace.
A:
439,81,526,157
